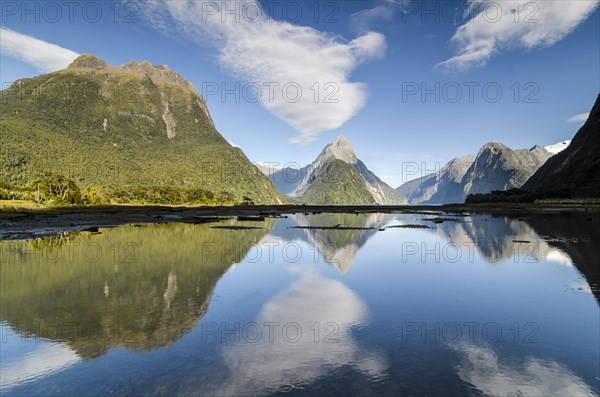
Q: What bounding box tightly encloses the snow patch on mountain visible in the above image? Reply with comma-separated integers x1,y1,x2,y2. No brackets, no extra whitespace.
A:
544,140,571,155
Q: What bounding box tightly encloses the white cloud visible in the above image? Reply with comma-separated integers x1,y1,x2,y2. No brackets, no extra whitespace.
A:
545,248,573,266
0,330,80,392
436,0,599,72
568,112,590,123
139,0,386,145
451,342,597,397
0,28,79,73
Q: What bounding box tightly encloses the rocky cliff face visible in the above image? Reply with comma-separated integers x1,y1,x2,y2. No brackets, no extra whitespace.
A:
398,140,556,204
397,155,475,204
459,143,552,201
523,94,600,198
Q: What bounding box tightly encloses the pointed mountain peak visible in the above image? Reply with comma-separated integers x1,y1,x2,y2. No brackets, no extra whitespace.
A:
323,135,357,164
287,134,405,204
333,134,352,147
67,54,107,70
443,154,475,172
481,142,509,152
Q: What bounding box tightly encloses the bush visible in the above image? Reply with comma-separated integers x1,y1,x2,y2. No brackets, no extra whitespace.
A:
1,176,237,206
0,185,35,201
30,174,82,204
81,186,111,205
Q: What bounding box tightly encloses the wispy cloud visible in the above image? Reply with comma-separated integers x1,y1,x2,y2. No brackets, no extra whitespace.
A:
350,0,411,34
452,342,597,397
436,0,599,72
567,112,590,123
138,0,386,145
0,28,79,73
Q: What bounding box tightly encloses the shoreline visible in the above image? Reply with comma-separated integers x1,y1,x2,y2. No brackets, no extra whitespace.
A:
2,202,599,241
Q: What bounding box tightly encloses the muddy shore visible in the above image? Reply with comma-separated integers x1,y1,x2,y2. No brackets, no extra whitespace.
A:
1,202,598,240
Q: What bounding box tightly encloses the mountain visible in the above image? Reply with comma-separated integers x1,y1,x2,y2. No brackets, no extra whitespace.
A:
544,140,571,154
459,142,552,201
257,163,308,195
300,159,378,204
398,140,557,204
0,54,280,205
396,155,475,204
260,135,407,204
523,94,600,198
255,162,281,176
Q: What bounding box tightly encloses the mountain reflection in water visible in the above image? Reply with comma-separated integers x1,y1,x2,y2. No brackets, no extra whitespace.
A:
0,211,597,396
0,220,275,358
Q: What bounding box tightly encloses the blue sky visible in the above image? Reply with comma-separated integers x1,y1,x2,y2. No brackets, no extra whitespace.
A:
1,0,598,186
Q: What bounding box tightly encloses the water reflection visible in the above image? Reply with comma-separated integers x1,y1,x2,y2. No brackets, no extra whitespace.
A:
0,211,598,395
433,215,574,265
0,330,80,390
423,213,598,302
2,212,595,357
0,221,274,359
268,212,596,302
451,341,598,397
271,213,394,273
218,266,387,395
526,214,599,300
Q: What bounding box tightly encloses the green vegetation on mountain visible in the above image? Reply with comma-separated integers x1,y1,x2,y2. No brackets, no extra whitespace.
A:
300,159,375,204
260,135,407,205
0,54,281,205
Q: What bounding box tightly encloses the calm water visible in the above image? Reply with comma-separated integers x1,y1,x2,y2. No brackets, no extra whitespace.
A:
1,212,598,396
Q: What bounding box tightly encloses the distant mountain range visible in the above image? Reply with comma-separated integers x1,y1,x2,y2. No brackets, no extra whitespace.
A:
259,135,407,204
1,53,595,206
461,143,552,197
465,94,599,202
397,155,476,205
397,140,570,205
0,54,280,204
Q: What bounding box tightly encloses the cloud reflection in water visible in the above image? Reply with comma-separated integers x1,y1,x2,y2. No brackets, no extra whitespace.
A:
218,266,387,394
